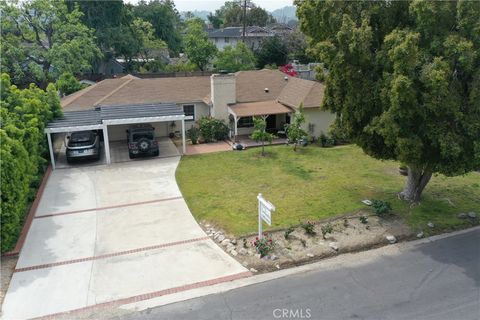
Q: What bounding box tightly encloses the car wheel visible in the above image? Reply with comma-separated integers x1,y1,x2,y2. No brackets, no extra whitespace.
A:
137,138,151,152
154,150,159,157
129,153,135,159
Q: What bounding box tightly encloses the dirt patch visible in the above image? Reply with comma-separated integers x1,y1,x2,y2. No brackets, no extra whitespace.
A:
1,255,18,307
201,211,414,273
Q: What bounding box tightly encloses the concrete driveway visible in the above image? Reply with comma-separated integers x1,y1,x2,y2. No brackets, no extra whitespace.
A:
2,155,249,319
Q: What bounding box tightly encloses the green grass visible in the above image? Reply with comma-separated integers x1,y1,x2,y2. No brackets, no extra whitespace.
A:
176,145,480,236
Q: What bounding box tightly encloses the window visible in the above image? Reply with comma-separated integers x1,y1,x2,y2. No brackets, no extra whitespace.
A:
224,37,229,43
183,104,195,121
237,116,254,128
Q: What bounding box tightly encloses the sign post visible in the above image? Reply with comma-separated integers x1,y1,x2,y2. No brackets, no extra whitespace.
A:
257,193,275,239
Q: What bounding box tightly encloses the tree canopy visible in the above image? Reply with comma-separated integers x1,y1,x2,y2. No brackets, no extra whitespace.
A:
1,0,101,87
133,0,182,55
256,35,289,68
297,0,480,201
183,19,217,71
214,42,256,72
212,1,276,27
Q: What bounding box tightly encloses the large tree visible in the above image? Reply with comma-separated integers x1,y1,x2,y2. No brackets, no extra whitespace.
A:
297,0,480,201
214,42,256,72
1,0,101,87
213,1,275,27
183,19,217,71
133,0,182,55
256,35,289,68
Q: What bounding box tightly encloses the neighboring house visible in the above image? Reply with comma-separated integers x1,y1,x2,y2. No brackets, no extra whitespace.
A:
60,69,335,141
207,26,274,51
265,23,294,35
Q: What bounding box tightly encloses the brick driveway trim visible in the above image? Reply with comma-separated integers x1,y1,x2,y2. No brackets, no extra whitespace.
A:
14,236,210,273
34,271,252,320
34,196,183,219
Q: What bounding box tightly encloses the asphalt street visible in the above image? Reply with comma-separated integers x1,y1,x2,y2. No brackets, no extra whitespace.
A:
117,229,480,320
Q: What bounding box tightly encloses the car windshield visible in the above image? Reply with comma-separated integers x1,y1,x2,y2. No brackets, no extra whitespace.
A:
70,131,94,143
133,132,154,140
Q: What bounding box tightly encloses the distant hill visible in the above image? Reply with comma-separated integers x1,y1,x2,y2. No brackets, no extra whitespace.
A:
271,6,297,23
180,10,210,21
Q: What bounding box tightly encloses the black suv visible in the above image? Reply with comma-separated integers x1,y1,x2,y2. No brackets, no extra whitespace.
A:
126,124,159,159
66,131,100,162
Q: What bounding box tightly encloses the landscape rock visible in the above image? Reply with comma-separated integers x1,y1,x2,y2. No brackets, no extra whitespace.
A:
457,213,467,219
255,254,261,259
386,235,396,244
231,239,237,245
468,212,477,219
275,264,281,270
306,253,314,258
231,250,238,256
270,255,278,261
416,232,424,238
242,261,249,267
217,235,225,242
239,248,248,255
221,239,231,246
205,224,211,228
249,268,258,273
427,222,434,228
329,242,339,251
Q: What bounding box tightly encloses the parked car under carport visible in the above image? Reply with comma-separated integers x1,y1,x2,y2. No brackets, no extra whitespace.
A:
66,130,101,163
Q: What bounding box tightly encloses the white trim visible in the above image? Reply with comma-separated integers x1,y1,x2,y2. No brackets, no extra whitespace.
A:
103,124,111,164
181,119,186,154
46,132,55,170
45,124,104,134
102,115,191,126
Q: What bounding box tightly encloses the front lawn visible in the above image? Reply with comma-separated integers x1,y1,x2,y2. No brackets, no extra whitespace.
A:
176,145,480,237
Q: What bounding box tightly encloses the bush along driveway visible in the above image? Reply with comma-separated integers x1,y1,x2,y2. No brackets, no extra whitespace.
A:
177,145,480,272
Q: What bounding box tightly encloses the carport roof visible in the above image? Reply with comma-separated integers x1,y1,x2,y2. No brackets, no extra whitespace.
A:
45,103,187,133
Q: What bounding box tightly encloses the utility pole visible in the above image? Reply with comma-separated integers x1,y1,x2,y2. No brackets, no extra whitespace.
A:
242,0,247,42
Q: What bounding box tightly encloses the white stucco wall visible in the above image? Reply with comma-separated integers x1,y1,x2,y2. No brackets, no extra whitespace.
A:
107,122,169,141
300,108,336,139
177,102,211,131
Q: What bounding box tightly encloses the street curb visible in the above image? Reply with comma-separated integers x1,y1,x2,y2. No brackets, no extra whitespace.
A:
119,225,480,313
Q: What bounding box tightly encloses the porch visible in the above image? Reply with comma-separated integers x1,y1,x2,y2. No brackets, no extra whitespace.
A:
228,100,292,142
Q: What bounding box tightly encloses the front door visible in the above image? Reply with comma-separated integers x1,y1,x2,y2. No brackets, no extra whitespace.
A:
266,115,276,131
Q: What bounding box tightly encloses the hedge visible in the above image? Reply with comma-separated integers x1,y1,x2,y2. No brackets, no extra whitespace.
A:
0,74,62,253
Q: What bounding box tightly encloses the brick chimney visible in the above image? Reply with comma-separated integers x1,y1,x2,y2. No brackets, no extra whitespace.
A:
210,73,236,121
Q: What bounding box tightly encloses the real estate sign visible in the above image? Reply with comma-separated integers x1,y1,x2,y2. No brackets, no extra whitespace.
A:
257,193,275,238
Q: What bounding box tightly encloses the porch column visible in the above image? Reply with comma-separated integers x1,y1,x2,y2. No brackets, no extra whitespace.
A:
46,132,56,170
103,124,111,164
234,115,238,137
181,118,186,155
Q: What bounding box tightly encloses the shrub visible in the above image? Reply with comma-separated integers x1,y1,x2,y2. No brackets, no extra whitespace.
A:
56,72,85,96
187,126,200,144
198,117,229,143
359,215,369,224
319,132,335,147
284,225,295,239
301,221,316,235
371,200,392,217
251,233,275,257
321,223,333,239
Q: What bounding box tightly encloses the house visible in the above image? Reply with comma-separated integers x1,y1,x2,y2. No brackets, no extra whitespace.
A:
61,69,333,137
45,70,334,168
207,26,274,50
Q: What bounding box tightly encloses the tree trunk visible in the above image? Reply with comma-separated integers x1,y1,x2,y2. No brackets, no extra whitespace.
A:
398,166,432,202
262,141,265,156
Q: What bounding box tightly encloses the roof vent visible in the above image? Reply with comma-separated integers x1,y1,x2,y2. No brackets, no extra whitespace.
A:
284,76,288,81
264,88,269,93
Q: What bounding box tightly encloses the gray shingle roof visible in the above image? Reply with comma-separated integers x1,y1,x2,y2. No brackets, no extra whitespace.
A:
47,103,184,131
207,26,270,38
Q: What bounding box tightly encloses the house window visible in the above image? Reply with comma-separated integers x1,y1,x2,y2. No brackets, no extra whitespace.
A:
224,37,229,43
237,116,254,128
183,104,195,121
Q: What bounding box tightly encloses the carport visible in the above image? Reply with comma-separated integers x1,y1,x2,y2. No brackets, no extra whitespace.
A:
45,103,191,169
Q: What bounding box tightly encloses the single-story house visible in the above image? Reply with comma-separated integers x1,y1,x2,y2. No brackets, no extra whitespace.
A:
45,69,334,168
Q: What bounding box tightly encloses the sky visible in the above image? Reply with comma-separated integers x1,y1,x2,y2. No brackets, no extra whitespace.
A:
125,0,294,12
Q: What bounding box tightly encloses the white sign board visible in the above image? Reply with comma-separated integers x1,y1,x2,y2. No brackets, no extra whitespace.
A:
257,193,275,238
